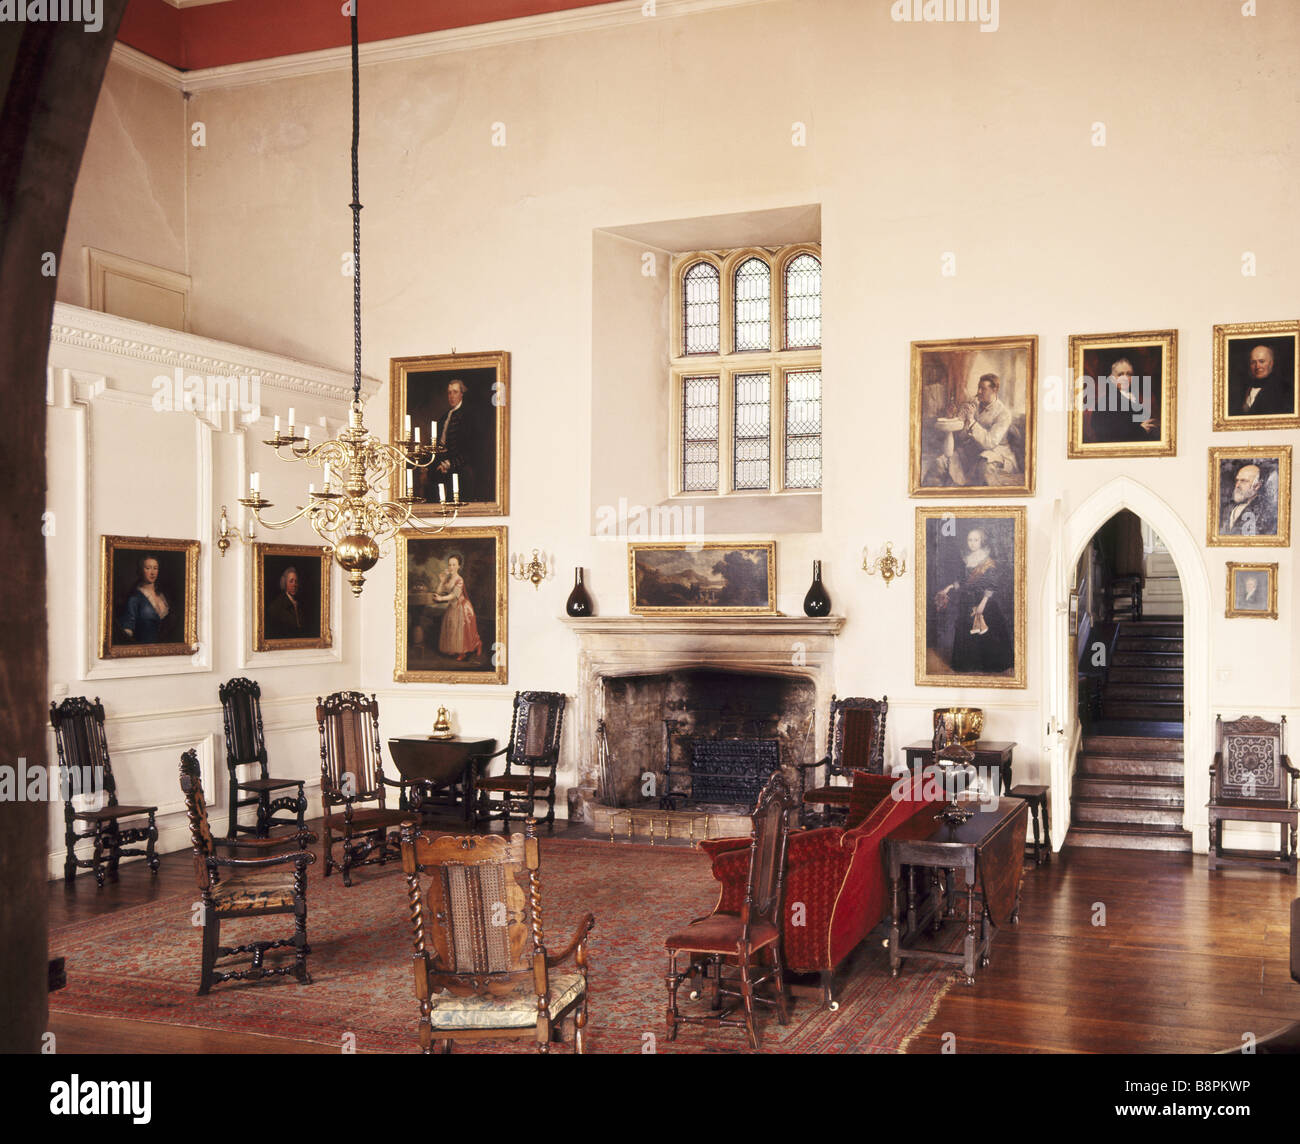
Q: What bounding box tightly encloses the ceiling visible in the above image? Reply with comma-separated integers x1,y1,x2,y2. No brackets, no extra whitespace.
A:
119,0,614,70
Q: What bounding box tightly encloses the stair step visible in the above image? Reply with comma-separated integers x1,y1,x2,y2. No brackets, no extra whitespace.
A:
1112,653,1183,668
1077,753,1184,778
1074,774,1185,802
1083,734,1184,757
1065,824,1193,852
1102,700,1184,720
1115,637,1184,652
1120,620,1183,632
1102,683,1183,700
1072,798,1186,827
1107,668,1182,685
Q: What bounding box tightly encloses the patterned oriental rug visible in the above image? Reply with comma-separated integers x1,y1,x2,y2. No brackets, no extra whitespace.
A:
49,838,953,1054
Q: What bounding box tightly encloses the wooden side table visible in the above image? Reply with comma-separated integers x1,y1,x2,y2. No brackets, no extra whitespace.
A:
902,739,1016,794
1009,783,1051,864
387,736,496,828
883,798,1028,985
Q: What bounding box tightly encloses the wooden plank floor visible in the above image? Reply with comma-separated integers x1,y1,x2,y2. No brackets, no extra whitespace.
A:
46,831,1298,1054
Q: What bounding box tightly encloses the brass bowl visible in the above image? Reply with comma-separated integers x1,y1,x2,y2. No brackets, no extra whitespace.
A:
933,706,983,746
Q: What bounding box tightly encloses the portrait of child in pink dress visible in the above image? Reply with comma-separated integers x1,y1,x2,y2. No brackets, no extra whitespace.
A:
432,553,482,661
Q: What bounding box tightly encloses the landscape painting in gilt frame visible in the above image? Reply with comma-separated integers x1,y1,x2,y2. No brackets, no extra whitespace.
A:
99,535,198,659
253,543,332,652
389,352,509,517
629,542,776,616
395,526,507,684
910,335,1037,497
915,507,1026,689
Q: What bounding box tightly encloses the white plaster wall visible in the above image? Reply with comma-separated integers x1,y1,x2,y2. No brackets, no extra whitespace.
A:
58,0,1300,837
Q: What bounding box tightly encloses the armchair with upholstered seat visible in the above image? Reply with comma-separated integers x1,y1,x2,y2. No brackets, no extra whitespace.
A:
475,690,566,834
664,771,794,1049
701,768,937,1009
50,696,159,887
317,690,409,885
400,817,594,1053
797,695,887,827
1208,714,1297,874
179,750,314,994
219,677,307,838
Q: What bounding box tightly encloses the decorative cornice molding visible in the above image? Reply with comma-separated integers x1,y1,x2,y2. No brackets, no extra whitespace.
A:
50,303,380,404
117,0,777,94
109,42,184,88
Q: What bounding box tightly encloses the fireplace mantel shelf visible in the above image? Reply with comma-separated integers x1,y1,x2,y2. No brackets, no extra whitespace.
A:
561,615,846,636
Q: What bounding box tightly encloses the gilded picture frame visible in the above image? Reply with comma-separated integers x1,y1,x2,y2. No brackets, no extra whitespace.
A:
1212,320,1300,432
389,351,510,517
99,535,199,659
252,543,332,652
915,506,1027,689
1067,329,1178,459
1207,445,1292,547
395,526,507,684
628,541,777,616
909,335,1037,497
1224,562,1278,620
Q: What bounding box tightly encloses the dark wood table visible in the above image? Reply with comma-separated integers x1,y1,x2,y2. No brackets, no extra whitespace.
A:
883,797,1029,985
387,736,495,828
902,739,1016,794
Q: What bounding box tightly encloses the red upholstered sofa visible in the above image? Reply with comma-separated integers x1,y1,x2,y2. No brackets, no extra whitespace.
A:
699,771,937,1009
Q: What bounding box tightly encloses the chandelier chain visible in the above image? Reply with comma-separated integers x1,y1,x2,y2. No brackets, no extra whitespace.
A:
350,4,362,405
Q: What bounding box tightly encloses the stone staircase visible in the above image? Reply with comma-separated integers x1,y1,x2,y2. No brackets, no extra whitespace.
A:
1066,618,1191,852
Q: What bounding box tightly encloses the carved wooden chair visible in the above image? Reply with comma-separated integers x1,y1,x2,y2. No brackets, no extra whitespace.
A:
475,691,566,834
179,750,314,993
317,690,408,885
797,695,887,827
1208,714,1298,874
400,817,595,1053
49,696,159,888
219,677,307,839
664,770,794,1050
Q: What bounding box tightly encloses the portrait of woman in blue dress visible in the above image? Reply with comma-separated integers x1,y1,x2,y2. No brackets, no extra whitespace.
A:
118,555,173,644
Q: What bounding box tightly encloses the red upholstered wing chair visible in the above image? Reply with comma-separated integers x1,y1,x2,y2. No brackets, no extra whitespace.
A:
700,771,936,1009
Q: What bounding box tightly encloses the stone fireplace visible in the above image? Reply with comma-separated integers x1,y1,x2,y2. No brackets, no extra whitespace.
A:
562,615,845,826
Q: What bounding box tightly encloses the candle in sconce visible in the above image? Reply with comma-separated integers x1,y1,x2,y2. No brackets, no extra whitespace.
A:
413,426,420,444
274,415,281,434
438,483,447,504
303,425,311,442
406,468,413,495
250,471,260,493
431,421,437,444
309,483,316,496
403,413,412,436
323,462,332,487
452,473,459,500
288,407,296,428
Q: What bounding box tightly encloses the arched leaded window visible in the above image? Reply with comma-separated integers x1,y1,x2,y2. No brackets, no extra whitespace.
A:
784,253,821,349
682,260,721,355
733,256,771,352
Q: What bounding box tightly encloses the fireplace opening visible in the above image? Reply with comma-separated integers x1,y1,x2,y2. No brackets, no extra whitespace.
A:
597,669,816,813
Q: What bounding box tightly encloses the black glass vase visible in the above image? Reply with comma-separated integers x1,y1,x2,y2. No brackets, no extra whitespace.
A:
565,568,594,617
803,559,831,617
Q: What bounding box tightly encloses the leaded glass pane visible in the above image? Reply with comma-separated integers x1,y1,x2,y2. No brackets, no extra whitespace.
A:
784,369,822,489
733,371,771,491
682,375,719,491
733,257,771,352
682,261,720,355
784,253,821,349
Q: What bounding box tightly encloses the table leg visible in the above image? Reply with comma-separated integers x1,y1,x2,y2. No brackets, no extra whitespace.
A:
889,874,902,977
906,866,918,936
963,875,977,985
1030,797,1042,865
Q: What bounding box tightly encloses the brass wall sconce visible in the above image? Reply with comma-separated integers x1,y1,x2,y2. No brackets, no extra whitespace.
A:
216,504,253,556
863,542,907,586
510,549,553,590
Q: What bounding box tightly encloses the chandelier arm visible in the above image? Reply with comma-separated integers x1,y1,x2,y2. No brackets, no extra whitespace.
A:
248,501,319,531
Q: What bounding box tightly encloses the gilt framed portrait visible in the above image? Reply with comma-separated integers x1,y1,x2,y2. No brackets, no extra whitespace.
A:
628,542,776,616
1225,562,1277,620
915,507,1026,689
1207,445,1292,547
910,335,1037,497
1068,329,1177,458
1212,321,1299,432
390,352,509,516
99,535,198,659
253,543,331,651
395,526,507,684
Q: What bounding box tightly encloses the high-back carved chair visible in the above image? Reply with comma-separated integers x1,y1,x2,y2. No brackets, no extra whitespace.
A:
179,750,314,993
49,696,159,887
664,771,794,1049
219,677,307,839
1208,714,1297,874
400,817,595,1054
475,691,566,834
317,690,409,885
797,695,887,827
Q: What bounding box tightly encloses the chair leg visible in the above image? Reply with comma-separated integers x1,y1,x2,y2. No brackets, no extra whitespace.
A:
665,950,680,1042
199,913,219,995
341,826,353,887
107,821,122,881
710,955,722,1011
820,968,838,1011
92,823,107,889
739,953,760,1050
294,898,312,986
323,821,335,878
295,783,306,832
575,997,588,1055
146,811,160,875
770,945,790,1026
440,1039,453,1055
227,775,240,839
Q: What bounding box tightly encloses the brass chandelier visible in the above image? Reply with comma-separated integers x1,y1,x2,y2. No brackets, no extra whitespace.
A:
237,3,455,597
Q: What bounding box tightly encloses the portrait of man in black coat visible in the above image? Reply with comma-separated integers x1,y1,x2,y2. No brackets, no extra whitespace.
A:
1227,339,1297,419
